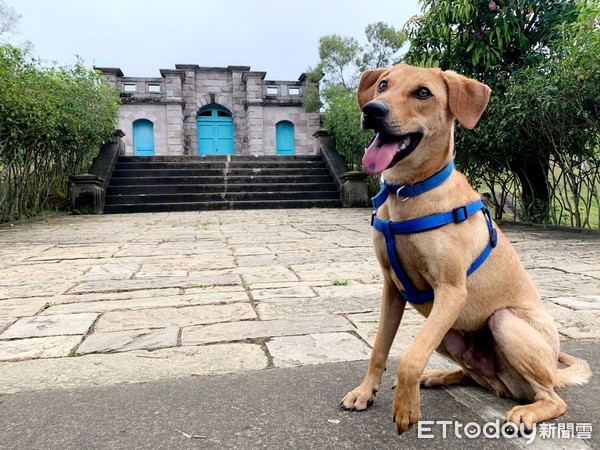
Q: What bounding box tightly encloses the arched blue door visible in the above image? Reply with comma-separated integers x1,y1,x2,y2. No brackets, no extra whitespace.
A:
276,121,294,155
197,106,234,155
133,119,155,156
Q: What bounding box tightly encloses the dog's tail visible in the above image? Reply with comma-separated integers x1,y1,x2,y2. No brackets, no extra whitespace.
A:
555,352,592,388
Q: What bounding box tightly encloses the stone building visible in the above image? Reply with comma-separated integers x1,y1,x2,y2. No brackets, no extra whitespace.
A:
96,65,321,157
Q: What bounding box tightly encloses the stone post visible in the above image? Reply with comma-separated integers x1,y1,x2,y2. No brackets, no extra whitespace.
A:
314,129,369,207
244,71,267,155
69,174,105,214
161,69,185,155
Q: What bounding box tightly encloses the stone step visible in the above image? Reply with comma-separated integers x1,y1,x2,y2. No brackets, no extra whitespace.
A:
104,154,342,213
108,174,336,186
111,167,331,178
118,155,323,163
105,190,341,205
104,198,343,214
114,160,327,170
106,182,339,196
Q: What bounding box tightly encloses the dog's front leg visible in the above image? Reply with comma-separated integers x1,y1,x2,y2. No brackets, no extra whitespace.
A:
341,276,405,410
393,283,466,433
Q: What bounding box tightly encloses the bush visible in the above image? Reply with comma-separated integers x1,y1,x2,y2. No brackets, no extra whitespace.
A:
0,44,119,222
321,90,373,171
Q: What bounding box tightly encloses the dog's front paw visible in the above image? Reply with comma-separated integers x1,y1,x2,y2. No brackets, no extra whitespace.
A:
340,384,378,411
392,386,422,434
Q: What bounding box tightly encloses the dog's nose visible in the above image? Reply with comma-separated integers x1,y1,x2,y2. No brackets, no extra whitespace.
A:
362,101,388,128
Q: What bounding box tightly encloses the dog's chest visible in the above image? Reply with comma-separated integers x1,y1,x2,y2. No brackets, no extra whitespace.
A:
373,231,430,291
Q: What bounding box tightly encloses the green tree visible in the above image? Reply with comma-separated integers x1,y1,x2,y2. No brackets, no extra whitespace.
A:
0,44,120,221
307,23,407,171
321,90,373,170
0,0,20,39
318,34,362,91
404,0,586,222
360,21,408,70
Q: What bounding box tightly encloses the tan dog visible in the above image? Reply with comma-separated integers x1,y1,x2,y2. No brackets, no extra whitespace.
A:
340,64,591,434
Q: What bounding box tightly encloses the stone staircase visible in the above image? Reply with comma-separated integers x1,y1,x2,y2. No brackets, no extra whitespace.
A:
103,155,342,213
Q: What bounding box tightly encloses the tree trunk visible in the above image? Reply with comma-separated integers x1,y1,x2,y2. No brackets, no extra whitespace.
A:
509,151,551,223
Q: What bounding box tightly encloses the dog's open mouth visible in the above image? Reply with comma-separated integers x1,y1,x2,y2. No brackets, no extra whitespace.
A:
362,132,423,175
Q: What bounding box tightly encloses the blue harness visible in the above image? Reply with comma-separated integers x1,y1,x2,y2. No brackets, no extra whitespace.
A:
371,160,498,304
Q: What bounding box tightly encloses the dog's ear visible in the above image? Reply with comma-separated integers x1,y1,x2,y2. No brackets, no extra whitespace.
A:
441,71,491,129
356,68,386,109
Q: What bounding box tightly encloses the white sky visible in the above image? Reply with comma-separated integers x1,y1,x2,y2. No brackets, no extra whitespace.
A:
8,0,422,80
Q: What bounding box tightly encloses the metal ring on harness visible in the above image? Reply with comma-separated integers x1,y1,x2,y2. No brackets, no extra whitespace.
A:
395,186,410,202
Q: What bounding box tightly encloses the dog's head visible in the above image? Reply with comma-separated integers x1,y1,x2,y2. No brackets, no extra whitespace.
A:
358,64,491,177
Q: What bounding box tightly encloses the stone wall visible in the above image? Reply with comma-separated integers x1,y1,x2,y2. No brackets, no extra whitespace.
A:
263,106,320,156
96,65,320,157
118,104,169,156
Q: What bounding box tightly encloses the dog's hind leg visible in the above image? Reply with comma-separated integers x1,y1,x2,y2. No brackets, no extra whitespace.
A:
488,308,568,430
341,277,405,411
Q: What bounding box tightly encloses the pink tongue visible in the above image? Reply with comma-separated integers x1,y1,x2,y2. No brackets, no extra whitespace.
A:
362,134,399,175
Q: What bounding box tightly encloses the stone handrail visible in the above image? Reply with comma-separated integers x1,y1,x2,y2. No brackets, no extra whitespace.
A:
313,129,369,208
69,130,125,214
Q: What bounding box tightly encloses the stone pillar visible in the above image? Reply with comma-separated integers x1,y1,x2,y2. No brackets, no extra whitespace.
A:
161,69,185,156
230,66,249,154
94,67,123,89
243,71,266,155
181,68,198,155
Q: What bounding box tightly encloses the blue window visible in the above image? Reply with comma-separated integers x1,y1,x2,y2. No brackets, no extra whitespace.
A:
276,121,294,156
132,119,155,156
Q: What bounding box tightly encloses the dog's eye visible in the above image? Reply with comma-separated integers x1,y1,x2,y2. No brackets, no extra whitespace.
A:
414,87,432,99
377,80,388,92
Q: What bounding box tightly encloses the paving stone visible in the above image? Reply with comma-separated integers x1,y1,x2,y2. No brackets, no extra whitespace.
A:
82,262,140,280
0,282,77,299
94,303,256,332
76,327,179,355
69,273,241,294
135,263,188,278
0,343,267,394
235,265,298,284
291,261,382,284
256,295,381,320
0,336,81,361
236,254,278,267
113,244,230,258
233,246,272,256
0,298,50,318
40,290,248,315
0,313,99,340
547,295,600,311
28,244,121,261
24,288,182,306
247,280,332,290
0,262,88,285
0,318,15,334
348,311,456,370
548,305,600,339
182,315,352,345
266,332,372,368
251,285,316,301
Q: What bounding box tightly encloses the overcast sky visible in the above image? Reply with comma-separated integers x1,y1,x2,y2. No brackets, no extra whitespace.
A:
8,0,422,80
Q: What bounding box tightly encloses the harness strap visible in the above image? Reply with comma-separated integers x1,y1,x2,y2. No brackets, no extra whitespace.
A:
372,160,454,209
372,200,498,304
371,199,486,234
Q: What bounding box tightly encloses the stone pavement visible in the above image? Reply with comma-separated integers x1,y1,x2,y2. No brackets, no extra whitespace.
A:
0,209,598,447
